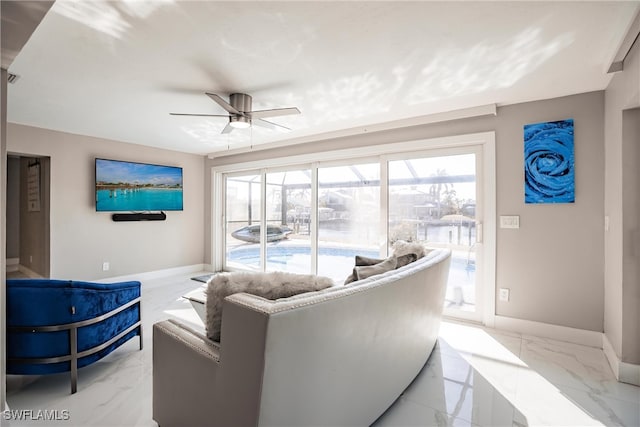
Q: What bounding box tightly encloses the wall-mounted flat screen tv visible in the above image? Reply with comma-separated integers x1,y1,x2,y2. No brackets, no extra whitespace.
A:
95,158,183,212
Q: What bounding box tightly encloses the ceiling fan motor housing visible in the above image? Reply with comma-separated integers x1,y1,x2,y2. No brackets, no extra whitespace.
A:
230,93,252,113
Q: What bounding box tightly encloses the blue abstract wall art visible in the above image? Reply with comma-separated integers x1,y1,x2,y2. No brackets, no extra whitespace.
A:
524,119,574,204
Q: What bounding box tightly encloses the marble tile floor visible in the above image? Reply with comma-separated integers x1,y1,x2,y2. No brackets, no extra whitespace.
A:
6,270,31,279
5,271,639,427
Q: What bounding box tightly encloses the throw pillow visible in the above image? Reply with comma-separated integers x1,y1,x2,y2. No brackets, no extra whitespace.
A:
392,240,428,259
205,271,334,342
343,255,384,285
343,270,358,285
343,252,418,285
396,252,418,268
355,255,384,266
354,256,397,281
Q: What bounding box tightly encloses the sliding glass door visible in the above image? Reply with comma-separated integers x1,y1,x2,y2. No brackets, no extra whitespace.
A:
224,173,261,270
265,169,312,274
317,163,381,282
217,135,492,322
387,149,481,319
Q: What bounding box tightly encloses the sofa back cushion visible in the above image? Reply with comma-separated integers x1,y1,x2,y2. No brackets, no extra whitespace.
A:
205,272,334,342
7,279,141,326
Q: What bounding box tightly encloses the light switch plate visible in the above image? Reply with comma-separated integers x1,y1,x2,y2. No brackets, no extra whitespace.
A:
500,215,520,229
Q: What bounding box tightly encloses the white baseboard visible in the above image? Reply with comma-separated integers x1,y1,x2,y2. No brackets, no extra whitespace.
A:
619,361,640,386
603,333,620,377
493,315,603,348
6,258,19,272
603,333,640,386
94,264,210,284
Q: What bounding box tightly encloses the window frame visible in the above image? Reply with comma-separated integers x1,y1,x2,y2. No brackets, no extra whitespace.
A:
210,131,496,324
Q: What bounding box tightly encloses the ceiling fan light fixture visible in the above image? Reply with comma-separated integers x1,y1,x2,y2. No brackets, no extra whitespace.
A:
229,115,251,129
171,92,299,134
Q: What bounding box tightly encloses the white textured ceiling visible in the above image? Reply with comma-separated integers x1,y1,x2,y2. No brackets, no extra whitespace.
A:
6,1,639,156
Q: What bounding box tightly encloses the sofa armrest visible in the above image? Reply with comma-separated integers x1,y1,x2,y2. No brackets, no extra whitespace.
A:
152,320,220,427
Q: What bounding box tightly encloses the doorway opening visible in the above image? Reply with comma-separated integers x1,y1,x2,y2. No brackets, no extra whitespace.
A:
6,154,50,278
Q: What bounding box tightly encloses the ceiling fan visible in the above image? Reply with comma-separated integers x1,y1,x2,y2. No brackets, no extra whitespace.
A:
170,92,300,134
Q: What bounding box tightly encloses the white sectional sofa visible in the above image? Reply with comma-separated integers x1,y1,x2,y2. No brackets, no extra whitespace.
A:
152,248,451,427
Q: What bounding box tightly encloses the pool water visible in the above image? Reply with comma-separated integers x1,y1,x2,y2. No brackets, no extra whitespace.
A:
227,243,476,309
228,244,379,281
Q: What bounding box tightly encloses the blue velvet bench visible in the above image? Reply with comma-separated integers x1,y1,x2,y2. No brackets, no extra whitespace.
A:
6,279,142,393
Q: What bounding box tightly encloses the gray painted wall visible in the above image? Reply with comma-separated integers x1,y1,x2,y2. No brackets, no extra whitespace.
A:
207,91,605,332
17,157,50,277
604,37,640,365
496,94,604,331
622,108,639,364
16,157,50,277
2,3,54,409
7,124,206,280
6,156,20,259
1,66,8,413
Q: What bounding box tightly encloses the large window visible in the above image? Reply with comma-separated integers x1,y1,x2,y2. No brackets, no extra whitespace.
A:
214,132,495,323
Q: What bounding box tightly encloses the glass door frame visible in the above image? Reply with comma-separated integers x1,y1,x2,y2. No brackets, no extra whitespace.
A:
383,144,488,323
220,169,262,272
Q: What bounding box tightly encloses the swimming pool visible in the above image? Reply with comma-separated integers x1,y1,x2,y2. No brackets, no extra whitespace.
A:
228,244,379,281
227,242,475,307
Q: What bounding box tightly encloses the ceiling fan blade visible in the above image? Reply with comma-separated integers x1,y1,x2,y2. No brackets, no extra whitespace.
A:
254,118,291,131
248,107,300,120
206,93,242,115
221,122,235,134
170,113,229,117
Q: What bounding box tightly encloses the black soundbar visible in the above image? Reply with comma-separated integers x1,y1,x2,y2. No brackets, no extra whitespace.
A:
111,212,166,222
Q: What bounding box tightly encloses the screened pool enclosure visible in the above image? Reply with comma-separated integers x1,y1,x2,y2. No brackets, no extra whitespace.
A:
223,154,478,312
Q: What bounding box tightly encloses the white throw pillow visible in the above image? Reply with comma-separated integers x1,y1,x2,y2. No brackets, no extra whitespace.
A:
205,271,334,342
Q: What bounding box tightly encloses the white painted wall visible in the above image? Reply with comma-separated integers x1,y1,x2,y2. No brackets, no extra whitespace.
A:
207,91,606,333
7,124,205,280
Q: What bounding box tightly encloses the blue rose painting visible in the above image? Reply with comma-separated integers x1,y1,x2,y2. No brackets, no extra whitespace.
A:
524,119,574,204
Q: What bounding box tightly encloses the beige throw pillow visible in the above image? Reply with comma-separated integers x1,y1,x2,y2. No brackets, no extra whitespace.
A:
354,256,397,281
343,252,418,285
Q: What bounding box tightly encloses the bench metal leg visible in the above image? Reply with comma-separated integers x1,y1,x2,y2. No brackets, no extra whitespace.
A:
70,328,78,394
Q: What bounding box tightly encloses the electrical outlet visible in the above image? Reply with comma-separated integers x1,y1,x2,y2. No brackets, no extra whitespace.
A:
499,288,510,302
102,262,110,271
29,255,33,264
